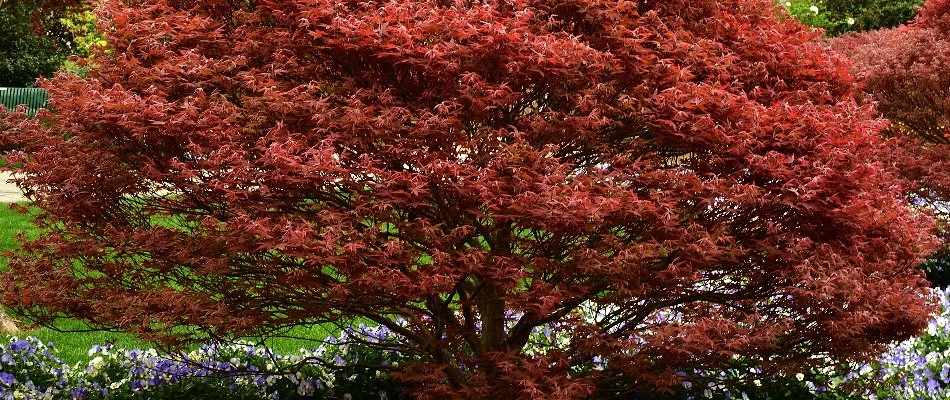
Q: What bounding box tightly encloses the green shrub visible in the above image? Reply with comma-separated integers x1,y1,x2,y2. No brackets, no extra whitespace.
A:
780,0,923,36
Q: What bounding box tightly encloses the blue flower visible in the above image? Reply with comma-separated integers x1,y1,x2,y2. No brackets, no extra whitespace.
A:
928,378,941,392
0,354,14,366
8,340,29,353
71,387,89,399
0,372,15,386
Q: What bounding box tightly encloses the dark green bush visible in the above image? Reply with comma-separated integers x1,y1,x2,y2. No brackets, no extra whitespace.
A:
781,0,923,36
0,1,73,86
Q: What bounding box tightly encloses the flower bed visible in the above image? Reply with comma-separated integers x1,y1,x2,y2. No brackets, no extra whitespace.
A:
6,287,950,400
0,325,409,400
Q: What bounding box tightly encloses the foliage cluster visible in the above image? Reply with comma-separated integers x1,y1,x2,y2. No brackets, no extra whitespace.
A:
57,9,108,76
0,0,939,398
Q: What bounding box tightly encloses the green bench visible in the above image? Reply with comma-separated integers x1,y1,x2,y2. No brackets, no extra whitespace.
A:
0,87,48,115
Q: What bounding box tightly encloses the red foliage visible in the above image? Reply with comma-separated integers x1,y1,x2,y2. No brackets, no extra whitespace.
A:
833,27,950,143
915,0,950,31
830,0,950,248
0,0,937,398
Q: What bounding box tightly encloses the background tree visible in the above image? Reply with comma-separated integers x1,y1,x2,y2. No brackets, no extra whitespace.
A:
831,0,950,286
0,0,938,398
0,0,93,86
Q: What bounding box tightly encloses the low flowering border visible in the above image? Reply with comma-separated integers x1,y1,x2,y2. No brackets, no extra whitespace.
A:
0,324,410,400
7,289,950,400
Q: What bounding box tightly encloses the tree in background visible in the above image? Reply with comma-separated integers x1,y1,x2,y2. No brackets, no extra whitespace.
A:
0,0,93,86
0,0,938,398
0,1,68,86
782,0,923,36
831,0,950,286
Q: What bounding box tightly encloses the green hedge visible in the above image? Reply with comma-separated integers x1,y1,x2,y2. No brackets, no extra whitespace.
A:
780,0,923,36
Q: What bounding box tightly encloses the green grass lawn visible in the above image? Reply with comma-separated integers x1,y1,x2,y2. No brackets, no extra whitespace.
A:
0,203,39,250
26,320,339,366
0,203,337,366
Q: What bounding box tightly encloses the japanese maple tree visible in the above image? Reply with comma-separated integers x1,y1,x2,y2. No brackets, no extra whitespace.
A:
0,0,938,398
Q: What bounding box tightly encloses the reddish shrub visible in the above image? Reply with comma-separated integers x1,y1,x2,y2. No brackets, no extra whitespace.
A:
915,0,950,31
0,0,937,398
830,0,950,265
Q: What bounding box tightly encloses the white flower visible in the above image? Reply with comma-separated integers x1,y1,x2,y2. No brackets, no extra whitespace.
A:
846,17,855,25
297,380,316,396
796,373,805,381
809,5,819,14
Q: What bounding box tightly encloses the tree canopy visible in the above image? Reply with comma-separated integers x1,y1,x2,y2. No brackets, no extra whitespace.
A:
0,0,938,398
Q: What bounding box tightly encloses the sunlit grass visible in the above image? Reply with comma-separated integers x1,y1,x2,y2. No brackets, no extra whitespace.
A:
24,320,148,365
25,321,340,366
0,203,40,269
